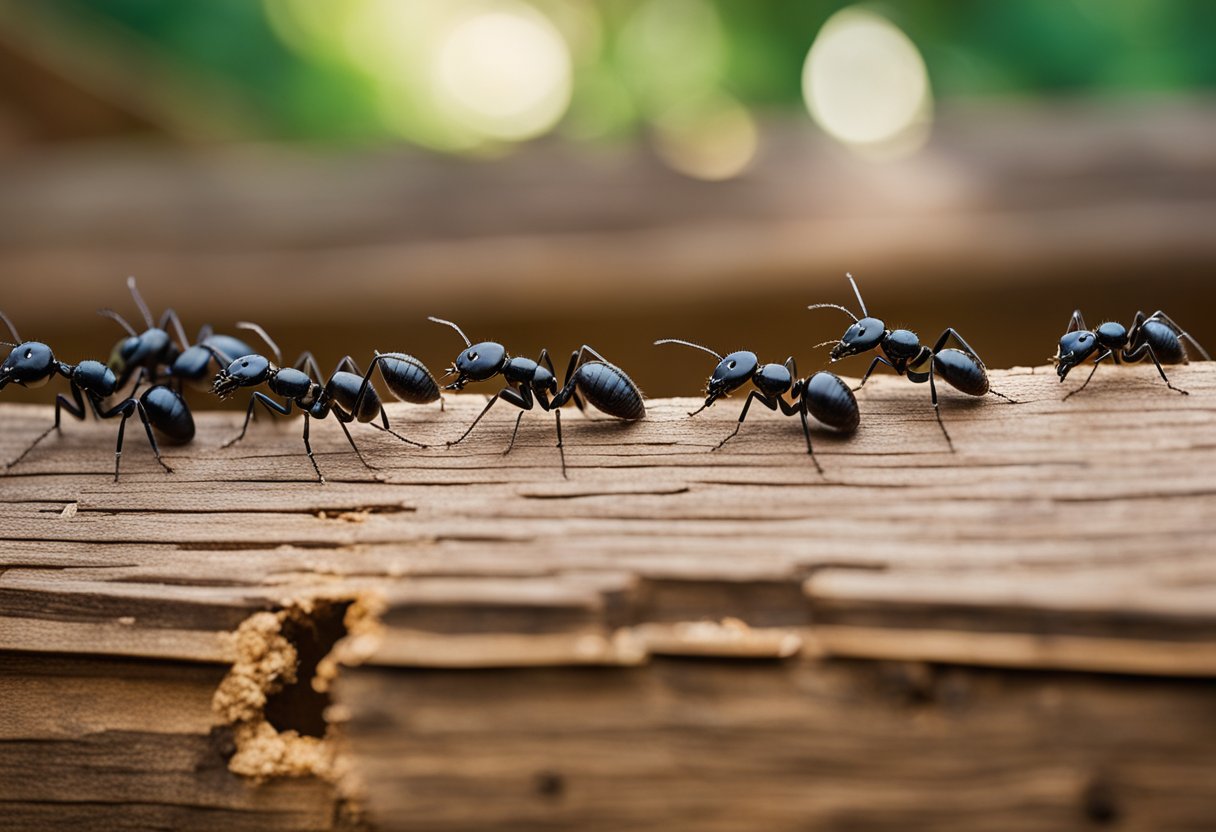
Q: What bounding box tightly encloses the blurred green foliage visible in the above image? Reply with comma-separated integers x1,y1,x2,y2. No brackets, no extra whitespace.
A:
51,0,1216,144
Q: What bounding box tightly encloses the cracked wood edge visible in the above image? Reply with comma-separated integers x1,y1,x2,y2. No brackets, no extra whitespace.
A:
1,365,1214,676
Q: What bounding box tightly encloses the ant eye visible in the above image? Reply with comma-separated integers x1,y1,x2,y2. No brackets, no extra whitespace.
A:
24,350,32,359
241,360,249,367
728,361,736,370
469,352,478,361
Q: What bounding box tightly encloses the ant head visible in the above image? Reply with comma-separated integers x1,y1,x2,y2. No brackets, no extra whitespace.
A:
213,354,271,399
0,341,56,390
449,341,507,389
707,350,759,399
830,317,886,361
1054,330,1098,381
429,317,507,390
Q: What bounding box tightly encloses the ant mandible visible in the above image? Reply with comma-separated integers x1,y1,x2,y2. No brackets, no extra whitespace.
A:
809,273,1013,451
655,339,858,473
1054,309,1211,399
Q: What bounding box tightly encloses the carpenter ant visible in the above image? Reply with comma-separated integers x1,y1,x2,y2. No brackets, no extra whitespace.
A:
808,273,1013,451
210,324,427,483
1055,309,1211,400
0,311,193,481
655,339,858,473
102,276,255,392
431,317,645,477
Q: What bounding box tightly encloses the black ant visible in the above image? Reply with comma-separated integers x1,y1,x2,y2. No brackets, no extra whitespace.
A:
809,273,1013,451
101,276,255,392
210,324,431,483
655,339,858,473
431,317,645,477
1,311,193,481
1055,309,1211,400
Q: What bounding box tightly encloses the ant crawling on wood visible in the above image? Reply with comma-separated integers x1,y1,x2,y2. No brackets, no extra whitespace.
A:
432,317,645,477
809,273,1014,451
210,323,431,483
1054,309,1211,400
655,338,858,473
1,311,192,480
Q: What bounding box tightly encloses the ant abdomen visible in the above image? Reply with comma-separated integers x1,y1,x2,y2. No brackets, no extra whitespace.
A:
932,350,989,397
330,372,383,423
803,371,860,433
572,361,645,421
376,353,442,405
141,386,195,444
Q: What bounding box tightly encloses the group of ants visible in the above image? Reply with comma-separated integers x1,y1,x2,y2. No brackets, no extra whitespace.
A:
0,274,1208,483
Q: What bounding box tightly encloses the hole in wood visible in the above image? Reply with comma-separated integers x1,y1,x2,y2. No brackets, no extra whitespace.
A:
264,601,353,739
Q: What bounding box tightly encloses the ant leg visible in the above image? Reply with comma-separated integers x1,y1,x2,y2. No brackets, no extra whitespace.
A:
6,385,87,470
94,396,173,480
332,355,362,377
88,394,137,482
1063,350,1114,401
539,348,586,414
293,352,324,382
854,356,895,391
349,353,429,447
333,410,377,470
927,363,954,453
554,407,566,478
134,401,173,475
448,387,532,447
713,391,778,452
371,404,428,448
301,413,325,484
504,412,526,454
1142,310,1212,362
159,309,191,352
111,403,133,481
1123,342,1188,395
223,393,293,449
798,399,823,475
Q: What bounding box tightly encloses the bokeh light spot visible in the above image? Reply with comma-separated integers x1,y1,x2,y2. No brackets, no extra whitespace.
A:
432,2,574,142
802,7,933,158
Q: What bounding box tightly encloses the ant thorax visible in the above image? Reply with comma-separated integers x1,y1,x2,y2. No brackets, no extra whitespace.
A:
882,329,922,361
1095,322,1128,349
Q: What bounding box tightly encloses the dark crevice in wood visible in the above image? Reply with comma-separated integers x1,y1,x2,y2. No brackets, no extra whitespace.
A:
264,602,352,740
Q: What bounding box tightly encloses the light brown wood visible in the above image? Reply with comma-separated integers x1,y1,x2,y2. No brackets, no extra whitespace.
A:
3,363,1215,830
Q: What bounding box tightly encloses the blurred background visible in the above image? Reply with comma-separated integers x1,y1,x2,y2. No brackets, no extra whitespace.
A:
1,0,1214,398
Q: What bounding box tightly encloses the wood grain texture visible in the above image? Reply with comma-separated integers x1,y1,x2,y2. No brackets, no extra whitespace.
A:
3,363,1215,830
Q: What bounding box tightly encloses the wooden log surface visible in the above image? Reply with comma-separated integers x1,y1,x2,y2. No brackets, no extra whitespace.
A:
3,363,1216,830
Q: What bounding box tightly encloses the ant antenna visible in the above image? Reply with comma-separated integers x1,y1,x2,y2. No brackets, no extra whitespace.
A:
429,317,472,347
0,310,21,343
236,321,283,365
810,338,839,350
846,272,868,318
807,303,858,322
127,276,155,329
654,339,724,361
98,308,138,336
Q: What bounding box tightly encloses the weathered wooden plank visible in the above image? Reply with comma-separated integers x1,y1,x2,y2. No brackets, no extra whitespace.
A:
2,365,1214,673
3,363,1215,830
336,658,1216,832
